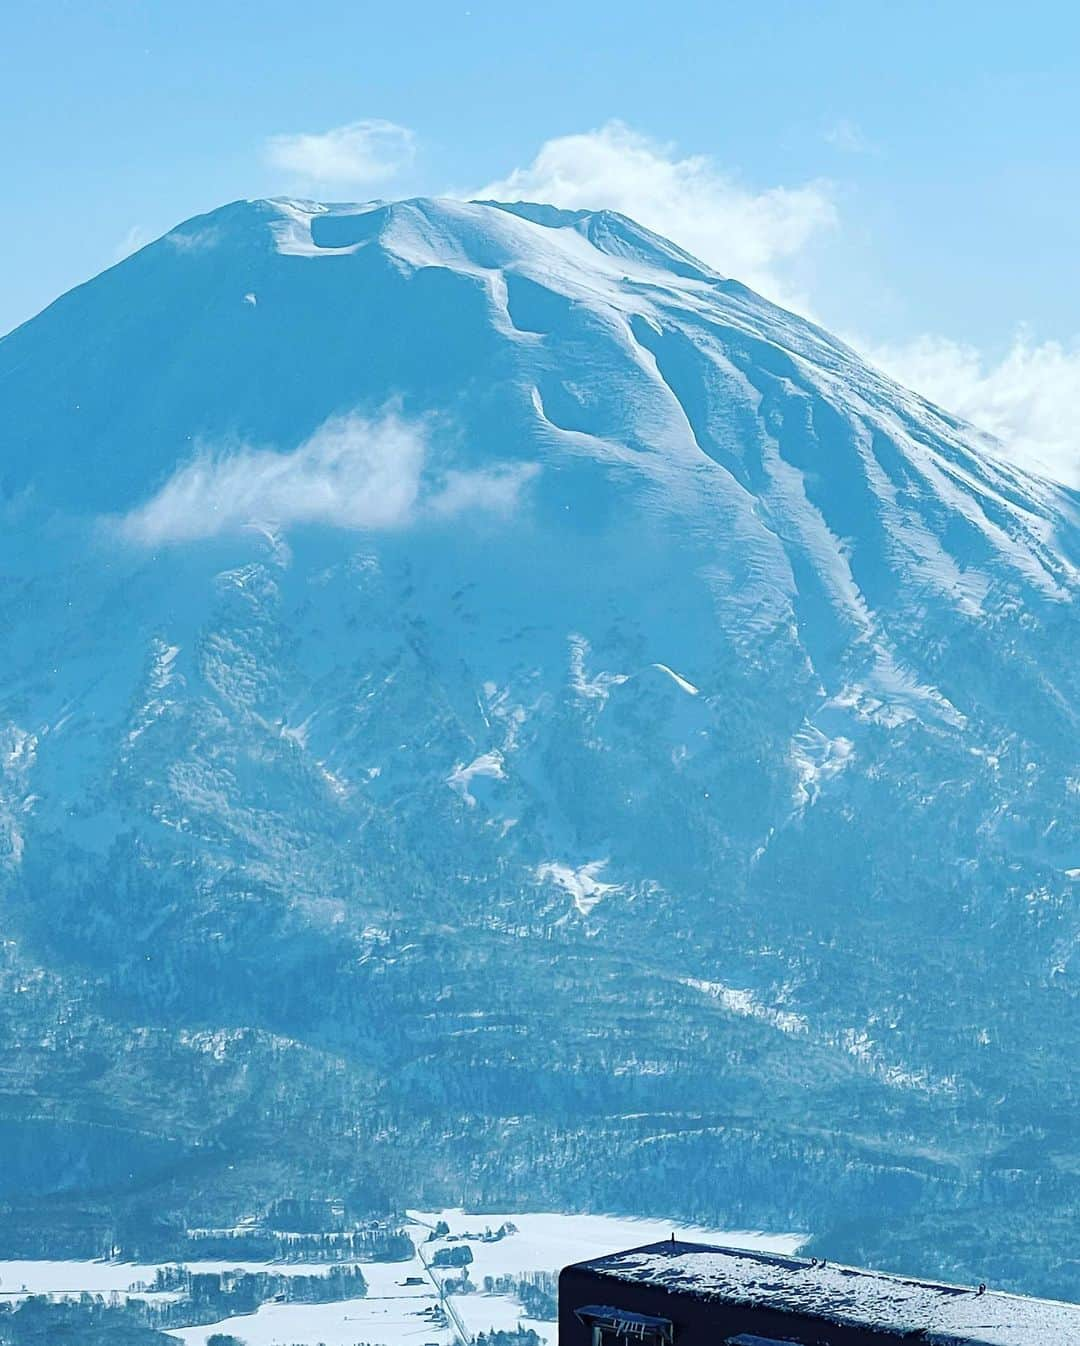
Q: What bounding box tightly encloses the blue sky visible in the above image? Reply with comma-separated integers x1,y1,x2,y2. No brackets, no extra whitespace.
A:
3,0,1078,479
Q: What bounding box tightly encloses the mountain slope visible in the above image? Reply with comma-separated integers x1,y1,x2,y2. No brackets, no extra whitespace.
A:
1,197,1078,1293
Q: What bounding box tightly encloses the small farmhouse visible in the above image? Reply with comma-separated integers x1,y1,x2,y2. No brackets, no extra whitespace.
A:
557,1239,1080,1345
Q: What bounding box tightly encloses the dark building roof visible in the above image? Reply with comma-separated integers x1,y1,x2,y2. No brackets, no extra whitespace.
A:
565,1240,1080,1345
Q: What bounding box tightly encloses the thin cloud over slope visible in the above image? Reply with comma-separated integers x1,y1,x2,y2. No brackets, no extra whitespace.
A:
117,411,536,545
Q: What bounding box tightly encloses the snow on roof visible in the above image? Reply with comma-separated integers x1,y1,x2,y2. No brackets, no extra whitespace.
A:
568,1241,1080,1345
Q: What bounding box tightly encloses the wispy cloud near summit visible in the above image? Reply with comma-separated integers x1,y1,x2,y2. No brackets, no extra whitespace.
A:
474,121,837,312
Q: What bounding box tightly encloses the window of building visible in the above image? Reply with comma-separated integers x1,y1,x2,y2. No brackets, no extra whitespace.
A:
575,1304,675,1346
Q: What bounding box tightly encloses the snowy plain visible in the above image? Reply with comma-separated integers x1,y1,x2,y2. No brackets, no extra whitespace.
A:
0,1209,804,1345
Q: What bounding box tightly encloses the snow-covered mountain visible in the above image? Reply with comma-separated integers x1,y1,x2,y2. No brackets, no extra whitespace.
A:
1,198,1078,1293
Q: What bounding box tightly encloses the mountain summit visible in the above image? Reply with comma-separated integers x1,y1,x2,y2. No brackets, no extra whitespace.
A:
1,198,1078,1293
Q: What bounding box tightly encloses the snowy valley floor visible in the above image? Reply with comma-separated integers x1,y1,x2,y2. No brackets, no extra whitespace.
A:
0,1210,806,1346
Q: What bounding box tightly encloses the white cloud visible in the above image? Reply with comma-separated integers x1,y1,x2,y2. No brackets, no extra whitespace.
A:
264,119,415,189
426,465,533,518
867,331,1080,486
118,411,536,546
823,119,874,154
165,224,221,254
474,121,836,308
113,225,150,262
